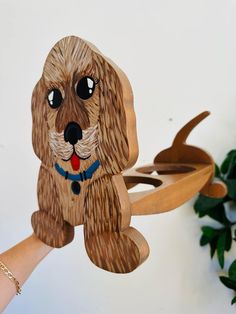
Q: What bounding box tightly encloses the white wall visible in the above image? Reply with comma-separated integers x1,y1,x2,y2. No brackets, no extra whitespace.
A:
1,0,236,313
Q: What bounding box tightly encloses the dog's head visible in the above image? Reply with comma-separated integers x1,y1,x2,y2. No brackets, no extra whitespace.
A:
32,36,138,174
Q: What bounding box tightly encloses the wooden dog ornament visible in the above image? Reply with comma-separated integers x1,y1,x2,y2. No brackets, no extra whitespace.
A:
31,36,226,273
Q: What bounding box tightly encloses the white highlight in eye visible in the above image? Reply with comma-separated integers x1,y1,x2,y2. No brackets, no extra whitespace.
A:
87,78,94,88
88,77,94,95
48,90,54,104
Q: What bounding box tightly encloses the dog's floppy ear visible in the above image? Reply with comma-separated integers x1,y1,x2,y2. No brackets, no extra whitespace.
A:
31,79,53,167
93,52,139,174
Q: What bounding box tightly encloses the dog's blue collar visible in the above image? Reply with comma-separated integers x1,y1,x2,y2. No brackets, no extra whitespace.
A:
54,159,100,182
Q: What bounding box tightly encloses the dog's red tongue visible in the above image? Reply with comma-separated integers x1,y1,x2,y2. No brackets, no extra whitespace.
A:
71,153,80,171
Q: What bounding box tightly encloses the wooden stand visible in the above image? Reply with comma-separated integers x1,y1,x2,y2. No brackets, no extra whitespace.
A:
124,111,226,215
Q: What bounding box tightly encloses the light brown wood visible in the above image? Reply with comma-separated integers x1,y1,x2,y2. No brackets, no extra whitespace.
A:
31,36,146,273
31,36,226,274
126,163,213,215
124,112,227,215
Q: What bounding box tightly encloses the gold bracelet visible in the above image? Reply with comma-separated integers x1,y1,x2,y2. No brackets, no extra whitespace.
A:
0,260,21,295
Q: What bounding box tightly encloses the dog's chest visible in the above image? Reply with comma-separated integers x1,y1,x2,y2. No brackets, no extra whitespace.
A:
53,161,104,226
55,174,89,226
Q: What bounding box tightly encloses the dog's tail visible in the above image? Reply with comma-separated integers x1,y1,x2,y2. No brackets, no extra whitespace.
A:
172,111,210,147
154,111,211,164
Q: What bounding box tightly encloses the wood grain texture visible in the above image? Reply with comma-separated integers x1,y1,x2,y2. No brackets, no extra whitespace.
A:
31,36,147,272
31,36,225,273
124,112,227,216
84,174,149,273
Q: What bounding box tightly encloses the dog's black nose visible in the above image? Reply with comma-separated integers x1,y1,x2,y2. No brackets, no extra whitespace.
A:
64,122,82,145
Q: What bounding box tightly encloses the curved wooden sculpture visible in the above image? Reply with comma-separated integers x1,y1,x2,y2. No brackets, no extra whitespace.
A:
31,36,226,273
125,111,227,215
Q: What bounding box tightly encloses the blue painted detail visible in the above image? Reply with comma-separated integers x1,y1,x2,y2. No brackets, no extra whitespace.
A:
54,159,100,182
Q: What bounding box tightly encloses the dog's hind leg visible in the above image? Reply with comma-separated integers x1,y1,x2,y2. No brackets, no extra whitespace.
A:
84,174,149,273
31,165,74,248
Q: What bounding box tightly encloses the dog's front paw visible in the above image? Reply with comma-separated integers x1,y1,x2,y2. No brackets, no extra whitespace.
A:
31,210,74,248
84,227,150,273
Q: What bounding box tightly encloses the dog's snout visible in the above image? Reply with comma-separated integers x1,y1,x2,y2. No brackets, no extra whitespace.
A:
64,122,82,145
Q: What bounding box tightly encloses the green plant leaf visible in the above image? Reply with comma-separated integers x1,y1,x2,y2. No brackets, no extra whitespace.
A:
228,150,236,156
201,226,223,261
220,276,236,290
229,260,236,281
217,231,226,268
206,203,230,225
226,151,236,179
221,157,232,175
195,149,236,305
201,226,220,239
194,195,224,216
225,228,232,251
200,234,209,246
225,179,236,200
227,160,236,179
210,237,218,258
215,163,221,178
231,296,236,305
221,150,236,174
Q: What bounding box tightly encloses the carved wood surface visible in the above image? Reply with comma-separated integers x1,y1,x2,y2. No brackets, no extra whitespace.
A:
31,36,226,273
124,111,227,215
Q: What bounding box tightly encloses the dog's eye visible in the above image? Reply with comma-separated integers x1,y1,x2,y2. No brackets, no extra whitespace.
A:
47,89,63,109
76,76,96,100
